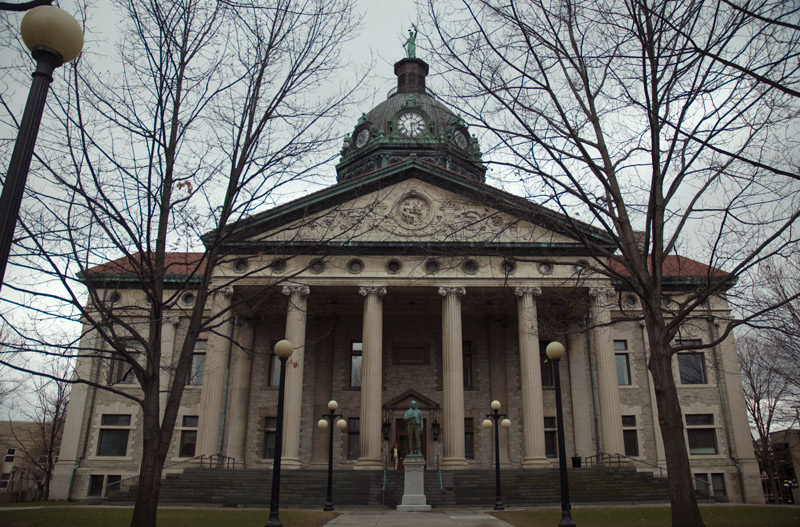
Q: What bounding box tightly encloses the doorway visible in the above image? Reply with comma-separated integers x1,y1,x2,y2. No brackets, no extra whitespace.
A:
395,418,426,470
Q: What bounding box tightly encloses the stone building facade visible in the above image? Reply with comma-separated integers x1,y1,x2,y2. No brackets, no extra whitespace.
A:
50,57,761,503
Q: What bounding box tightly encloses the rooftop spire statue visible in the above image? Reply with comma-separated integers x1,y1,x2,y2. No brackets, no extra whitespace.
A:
404,24,418,58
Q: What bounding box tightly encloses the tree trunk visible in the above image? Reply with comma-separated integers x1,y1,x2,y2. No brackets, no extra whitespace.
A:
649,341,705,527
130,389,167,527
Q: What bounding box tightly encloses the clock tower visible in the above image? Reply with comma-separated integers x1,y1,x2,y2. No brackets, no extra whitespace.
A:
335,57,486,183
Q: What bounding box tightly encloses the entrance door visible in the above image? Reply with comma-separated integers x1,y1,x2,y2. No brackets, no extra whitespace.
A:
395,418,426,470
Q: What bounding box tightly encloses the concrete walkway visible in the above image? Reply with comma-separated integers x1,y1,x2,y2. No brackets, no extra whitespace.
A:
324,509,515,527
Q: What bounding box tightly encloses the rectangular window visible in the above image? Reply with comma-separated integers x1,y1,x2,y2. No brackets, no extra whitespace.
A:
263,417,277,459
110,358,135,385
347,418,360,460
544,416,557,458
0,473,10,489
613,340,628,351
616,353,632,385
464,418,474,460
5,448,15,463
88,474,105,497
686,414,718,455
711,473,726,497
463,341,473,390
350,341,362,388
678,352,707,384
106,475,121,494
695,473,710,496
179,415,199,458
622,415,639,457
97,414,131,457
187,341,206,385
540,343,554,387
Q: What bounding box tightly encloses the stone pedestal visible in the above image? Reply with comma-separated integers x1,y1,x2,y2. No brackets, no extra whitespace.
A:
397,455,431,512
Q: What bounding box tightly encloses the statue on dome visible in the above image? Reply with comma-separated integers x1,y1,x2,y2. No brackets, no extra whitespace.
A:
404,24,418,58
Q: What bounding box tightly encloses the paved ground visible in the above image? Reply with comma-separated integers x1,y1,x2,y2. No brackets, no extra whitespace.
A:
323,509,514,527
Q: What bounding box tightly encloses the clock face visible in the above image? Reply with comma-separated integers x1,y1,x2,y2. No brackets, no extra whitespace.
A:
397,112,427,137
454,130,468,149
355,129,370,148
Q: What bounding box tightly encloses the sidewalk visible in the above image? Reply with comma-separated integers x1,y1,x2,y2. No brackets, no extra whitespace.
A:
324,508,515,527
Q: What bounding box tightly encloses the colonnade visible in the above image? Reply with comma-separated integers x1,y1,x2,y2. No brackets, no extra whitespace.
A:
196,284,626,467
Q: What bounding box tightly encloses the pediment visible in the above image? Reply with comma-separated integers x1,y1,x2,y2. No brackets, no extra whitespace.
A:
248,178,576,246
383,389,439,411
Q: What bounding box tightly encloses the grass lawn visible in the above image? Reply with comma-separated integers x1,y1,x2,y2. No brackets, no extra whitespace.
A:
495,505,800,527
0,507,337,527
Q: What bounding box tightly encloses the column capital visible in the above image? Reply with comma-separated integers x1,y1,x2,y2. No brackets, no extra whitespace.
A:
359,286,387,297
165,315,180,327
282,284,310,297
217,285,235,297
589,287,615,300
514,286,542,297
438,286,466,297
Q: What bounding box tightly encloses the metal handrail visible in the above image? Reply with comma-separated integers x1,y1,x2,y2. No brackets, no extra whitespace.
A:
583,451,665,479
107,453,242,494
437,454,443,492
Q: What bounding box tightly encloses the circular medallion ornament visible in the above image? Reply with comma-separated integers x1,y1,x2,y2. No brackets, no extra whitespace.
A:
355,128,370,148
395,193,433,230
454,130,468,149
397,111,427,137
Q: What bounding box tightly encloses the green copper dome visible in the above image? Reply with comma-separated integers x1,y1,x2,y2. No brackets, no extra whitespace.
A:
336,58,485,183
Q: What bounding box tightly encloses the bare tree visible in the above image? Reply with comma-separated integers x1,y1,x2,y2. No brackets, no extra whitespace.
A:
3,364,69,500
425,1,800,525
0,1,361,526
738,333,794,502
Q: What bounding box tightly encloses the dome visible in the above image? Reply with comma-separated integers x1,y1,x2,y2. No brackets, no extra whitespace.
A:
336,58,485,183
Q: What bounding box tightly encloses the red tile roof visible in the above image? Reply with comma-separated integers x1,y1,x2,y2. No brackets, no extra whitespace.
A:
609,254,729,278
85,252,206,276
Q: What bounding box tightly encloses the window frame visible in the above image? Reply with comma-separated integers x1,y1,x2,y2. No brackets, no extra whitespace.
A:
540,343,554,387
464,417,475,460
349,341,363,389
678,352,707,385
263,416,278,459
178,415,199,458
347,418,360,461
544,416,557,458
96,414,132,457
615,353,632,386
685,413,718,455
463,341,473,390
622,415,639,457
5,448,15,463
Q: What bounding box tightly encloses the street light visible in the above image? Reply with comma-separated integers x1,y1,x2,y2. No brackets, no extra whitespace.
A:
266,339,293,527
545,341,576,527
0,6,83,289
482,399,511,510
317,399,346,512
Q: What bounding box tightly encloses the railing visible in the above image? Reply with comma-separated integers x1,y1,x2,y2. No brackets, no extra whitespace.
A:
109,453,242,495
386,86,438,99
583,451,665,479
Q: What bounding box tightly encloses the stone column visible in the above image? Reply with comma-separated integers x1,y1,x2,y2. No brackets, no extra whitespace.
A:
159,316,180,424
311,315,337,468
515,286,550,467
439,286,469,469
197,286,234,457
355,287,386,470
487,317,510,465
567,330,593,458
589,287,625,456
281,284,310,469
226,319,255,463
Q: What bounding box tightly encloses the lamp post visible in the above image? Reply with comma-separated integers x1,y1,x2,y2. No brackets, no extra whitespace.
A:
266,339,293,527
0,6,83,289
545,341,576,527
482,399,511,511
317,400,346,512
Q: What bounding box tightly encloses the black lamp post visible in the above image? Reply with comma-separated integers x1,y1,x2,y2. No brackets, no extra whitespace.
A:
482,399,511,511
0,6,83,289
266,339,293,527
316,400,346,512
546,341,576,527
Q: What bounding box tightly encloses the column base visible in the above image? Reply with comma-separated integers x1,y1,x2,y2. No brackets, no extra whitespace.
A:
281,457,302,470
50,461,78,500
521,456,553,468
354,457,383,470
440,457,469,470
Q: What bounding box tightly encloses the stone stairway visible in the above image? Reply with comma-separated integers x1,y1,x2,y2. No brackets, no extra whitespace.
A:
107,466,673,508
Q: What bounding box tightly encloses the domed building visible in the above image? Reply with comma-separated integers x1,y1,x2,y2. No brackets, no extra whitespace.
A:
50,56,761,506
